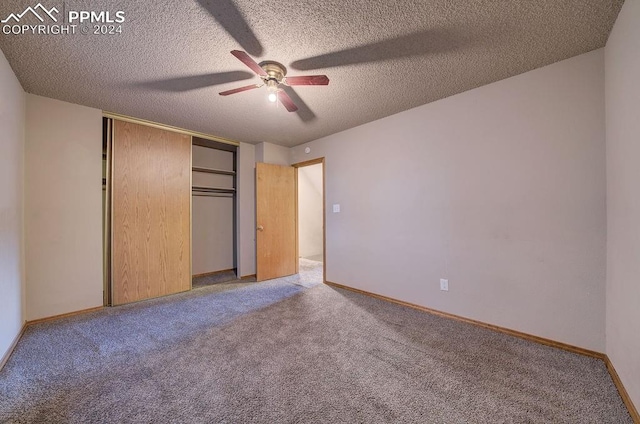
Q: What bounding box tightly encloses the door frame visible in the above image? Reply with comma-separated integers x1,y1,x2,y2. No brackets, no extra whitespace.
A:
292,157,326,283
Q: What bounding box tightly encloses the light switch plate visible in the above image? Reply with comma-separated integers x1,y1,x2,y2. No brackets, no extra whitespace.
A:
440,279,449,291
333,204,340,213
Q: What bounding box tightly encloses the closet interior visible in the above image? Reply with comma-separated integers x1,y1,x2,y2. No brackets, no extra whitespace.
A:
191,137,238,288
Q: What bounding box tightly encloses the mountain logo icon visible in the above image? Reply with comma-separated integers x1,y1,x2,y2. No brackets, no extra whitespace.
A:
1,3,59,24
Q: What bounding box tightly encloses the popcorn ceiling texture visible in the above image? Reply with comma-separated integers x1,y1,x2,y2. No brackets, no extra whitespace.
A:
0,0,624,147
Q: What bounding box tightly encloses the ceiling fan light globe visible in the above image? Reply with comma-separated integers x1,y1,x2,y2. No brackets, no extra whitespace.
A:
268,93,278,103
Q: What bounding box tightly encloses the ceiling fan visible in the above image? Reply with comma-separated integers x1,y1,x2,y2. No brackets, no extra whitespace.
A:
219,50,330,112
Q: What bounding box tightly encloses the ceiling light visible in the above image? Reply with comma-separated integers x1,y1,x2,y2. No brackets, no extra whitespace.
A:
266,79,278,103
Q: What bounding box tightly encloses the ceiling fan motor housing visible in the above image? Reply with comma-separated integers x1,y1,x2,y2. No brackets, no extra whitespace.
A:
259,61,287,84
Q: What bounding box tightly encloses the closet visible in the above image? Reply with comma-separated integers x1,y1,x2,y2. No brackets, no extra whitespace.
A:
102,117,238,306
191,138,237,286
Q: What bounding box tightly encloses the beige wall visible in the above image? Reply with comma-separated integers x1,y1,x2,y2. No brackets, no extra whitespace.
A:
192,146,235,275
238,142,256,277
298,164,323,258
255,142,290,165
291,49,606,351
25,95,103,320
22,97,258,314
0,49,26,359
605,0,640,409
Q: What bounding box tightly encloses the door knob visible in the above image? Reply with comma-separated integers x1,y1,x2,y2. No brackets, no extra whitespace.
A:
257,225,264,231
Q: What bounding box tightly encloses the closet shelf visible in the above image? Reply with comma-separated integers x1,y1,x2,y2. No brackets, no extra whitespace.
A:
192,166,236,176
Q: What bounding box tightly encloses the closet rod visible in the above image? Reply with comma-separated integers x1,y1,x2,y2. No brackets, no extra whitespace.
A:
192,186,236,194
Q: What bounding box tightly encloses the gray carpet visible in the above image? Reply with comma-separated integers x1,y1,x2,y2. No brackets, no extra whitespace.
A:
0,259,632,423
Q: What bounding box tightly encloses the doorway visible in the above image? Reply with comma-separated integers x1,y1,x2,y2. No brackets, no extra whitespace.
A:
294,158,325,283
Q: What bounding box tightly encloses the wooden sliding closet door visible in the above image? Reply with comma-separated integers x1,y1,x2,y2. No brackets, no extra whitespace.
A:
111,120,191,305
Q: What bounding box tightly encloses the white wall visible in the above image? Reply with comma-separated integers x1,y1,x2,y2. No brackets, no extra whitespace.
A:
605,0,640,410
255,142,290,165
25,95,103,320
238,142,256,277
292,49,606,352
298,164,323,258
192,146,235,275
0,49,26,360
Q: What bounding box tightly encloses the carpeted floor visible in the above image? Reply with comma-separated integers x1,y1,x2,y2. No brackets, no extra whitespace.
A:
303,254,324,262
192,269,239,289
192,258,323,289
0,259,632,423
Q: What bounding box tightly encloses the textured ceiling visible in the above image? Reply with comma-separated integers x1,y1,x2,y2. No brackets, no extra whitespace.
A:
0,0,624,147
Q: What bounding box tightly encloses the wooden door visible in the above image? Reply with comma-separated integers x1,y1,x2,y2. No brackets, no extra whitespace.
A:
111,120,191,305
256,162,297,281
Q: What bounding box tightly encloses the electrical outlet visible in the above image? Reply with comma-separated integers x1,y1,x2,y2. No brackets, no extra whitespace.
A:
440,279,449,291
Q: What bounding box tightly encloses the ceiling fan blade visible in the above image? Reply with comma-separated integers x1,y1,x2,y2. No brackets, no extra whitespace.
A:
277,90,298,112
290,29,458,71
137,71,254,92
285,75,330,86
196,0,263,56
219,84,262,96
281,86,316,122
231,50,267,77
